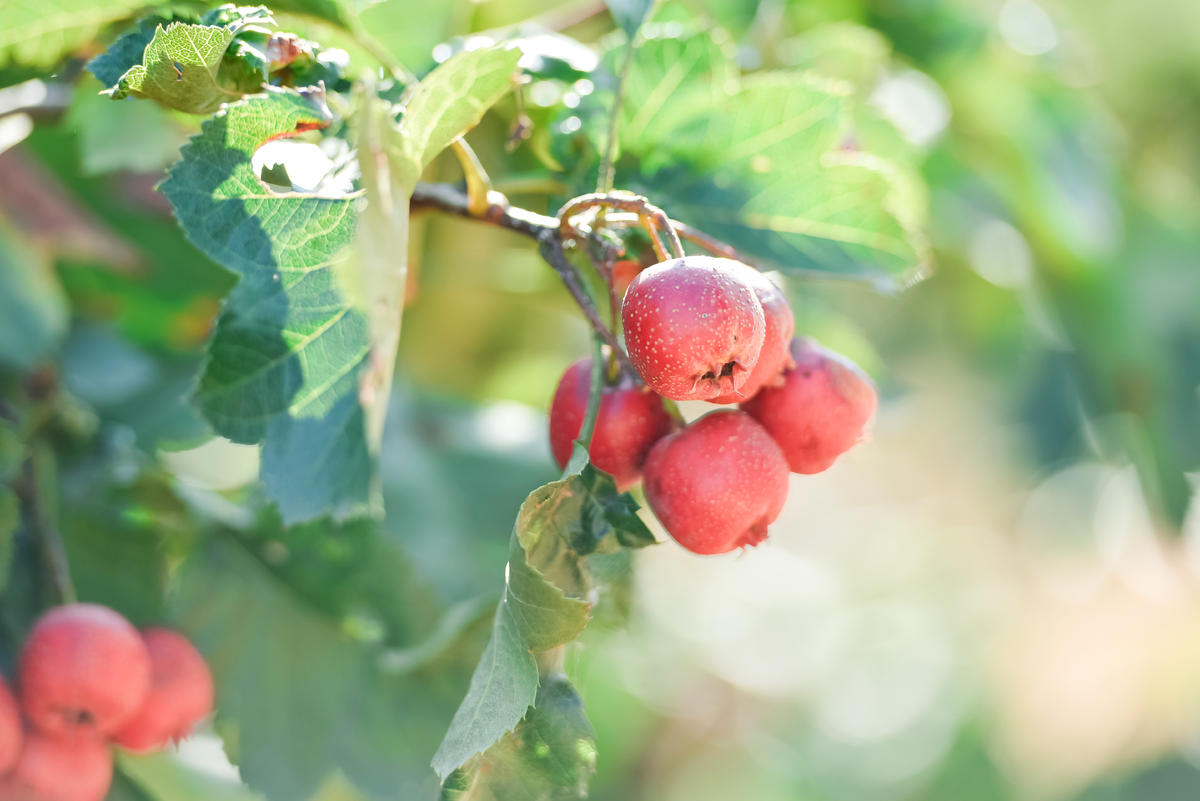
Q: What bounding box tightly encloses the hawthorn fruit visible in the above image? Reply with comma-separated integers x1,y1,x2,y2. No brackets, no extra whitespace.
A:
112,628,215,753
18,604,151,739
0,677,19,775
741,337,877,473
710,265,794,404
0,730,112,801
642,410,789,555
548,358,675,491
621,256,766,401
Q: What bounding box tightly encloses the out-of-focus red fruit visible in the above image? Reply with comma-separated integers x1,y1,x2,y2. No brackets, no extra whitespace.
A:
18,604,151,738
0,730,112,801
621,256,766,401
741,337,877,474
548,358,676,491
0,677,20,774
709,266,794,404
112,628,215,753
611,259,644,300
642,411,789,555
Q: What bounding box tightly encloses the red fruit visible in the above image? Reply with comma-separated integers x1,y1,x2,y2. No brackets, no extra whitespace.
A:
709,266,794,404
19,604,151,738
741,337,877,474
0,730,112,801
548,358,676,491
112,628,215,753
621,256,766,401
642,410,789,555
0,677,20,774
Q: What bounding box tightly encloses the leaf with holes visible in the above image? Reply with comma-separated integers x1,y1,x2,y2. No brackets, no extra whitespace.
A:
159,87,371,523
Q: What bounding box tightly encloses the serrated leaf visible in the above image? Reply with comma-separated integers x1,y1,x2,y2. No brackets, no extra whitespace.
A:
108,22,266,114
394,46,522,187
433,466,650,780
0,0,146,68
442,676,596,801
606,0,657,40
159,88,372,524
86,13,199,87
431,603,539,780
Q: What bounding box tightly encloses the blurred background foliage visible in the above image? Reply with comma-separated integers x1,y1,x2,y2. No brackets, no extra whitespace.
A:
1,0,1199,799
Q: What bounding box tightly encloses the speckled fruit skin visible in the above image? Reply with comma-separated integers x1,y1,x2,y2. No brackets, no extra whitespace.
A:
0,730,113,801
0,677,21,774
548,358,676,491
710,265,794,404
642,411,789,555
621,256,766,401
19,604,151,739
112,628,215,753
741,337,877,474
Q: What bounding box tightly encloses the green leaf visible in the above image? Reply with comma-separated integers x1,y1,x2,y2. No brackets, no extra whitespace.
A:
170,536,476,801
431,603,539,781
0,0,146,67
0,223,68,372
605,0,657,40
159,88,372,524
441,676,597,801
107,22,267,114
433,467,652,780
394,46,522,187
86,13,199,87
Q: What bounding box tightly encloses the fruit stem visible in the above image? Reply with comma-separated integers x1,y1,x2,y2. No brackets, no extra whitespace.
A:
577,335,606,452
450,138,494,218
557,192,684,261
26,445,77,604
597,31,637,195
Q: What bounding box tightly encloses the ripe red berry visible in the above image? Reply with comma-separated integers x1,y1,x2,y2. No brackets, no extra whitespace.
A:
18,604,151,738
113,628,215,753
0,677,20,774
0,730,112,801
741,337,877,474
621,256,766,401
709,266,794,404
548,358,675,491
642,410,789,555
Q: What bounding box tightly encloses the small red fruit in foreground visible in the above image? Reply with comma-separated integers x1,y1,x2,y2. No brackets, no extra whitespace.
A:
621,256,766,401
113,628,215,753
710,266,794,404
642,411,789,555
741,337,877,474
0,730,112,801
19,604,151,738
548,358,675,491
0,677,20,774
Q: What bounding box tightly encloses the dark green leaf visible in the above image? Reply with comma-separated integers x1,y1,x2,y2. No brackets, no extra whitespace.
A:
160,88,371,524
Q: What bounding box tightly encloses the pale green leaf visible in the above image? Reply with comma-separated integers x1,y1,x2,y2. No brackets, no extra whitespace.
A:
0,0,146,67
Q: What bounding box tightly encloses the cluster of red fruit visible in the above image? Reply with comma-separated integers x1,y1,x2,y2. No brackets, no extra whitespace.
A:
0,604,214,801
550,256,877,555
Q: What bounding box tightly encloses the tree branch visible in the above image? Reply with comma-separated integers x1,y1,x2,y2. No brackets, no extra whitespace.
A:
411,183,637,378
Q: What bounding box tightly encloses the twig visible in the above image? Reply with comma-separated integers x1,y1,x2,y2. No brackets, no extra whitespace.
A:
557,192,684,261
409,183,637,378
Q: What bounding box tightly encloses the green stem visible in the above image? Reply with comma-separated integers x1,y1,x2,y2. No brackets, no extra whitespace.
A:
28,446,76,604
597,36,637,194
577,334,606,450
